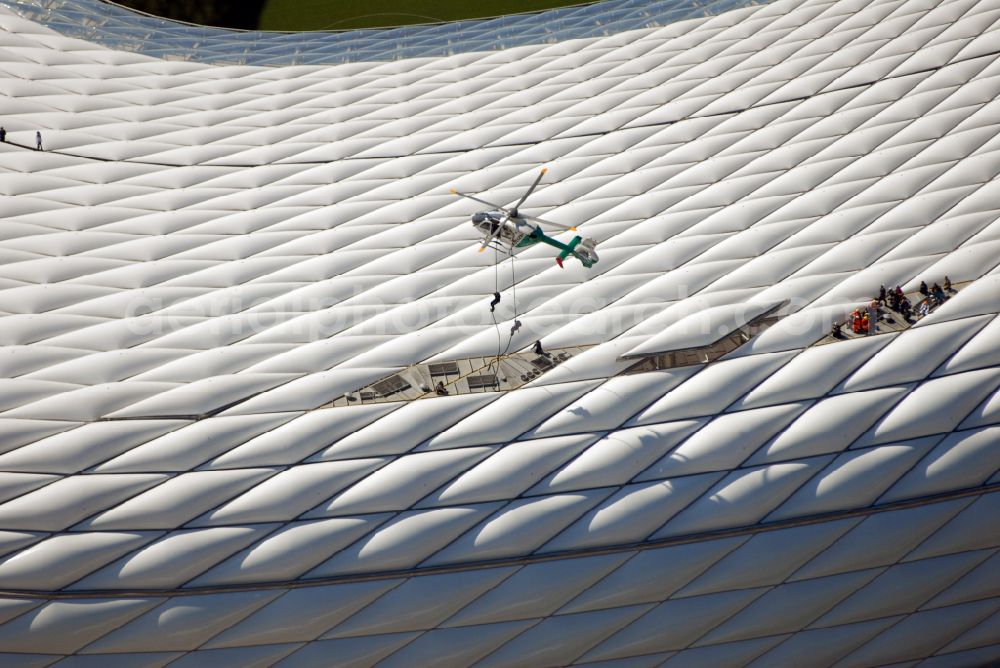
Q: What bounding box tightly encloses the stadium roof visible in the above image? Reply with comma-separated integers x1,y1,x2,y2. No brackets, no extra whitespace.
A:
0,0,998,664
3,0,765,64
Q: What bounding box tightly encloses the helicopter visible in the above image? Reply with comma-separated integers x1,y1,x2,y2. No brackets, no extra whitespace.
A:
451,168,599,268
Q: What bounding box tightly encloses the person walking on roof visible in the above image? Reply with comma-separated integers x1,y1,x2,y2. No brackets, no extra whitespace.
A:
0,127,6,143
35,131,42,151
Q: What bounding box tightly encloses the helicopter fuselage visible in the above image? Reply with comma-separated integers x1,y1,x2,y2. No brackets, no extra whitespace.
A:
453,167,598,268
470,211,598,267
471,211,532,248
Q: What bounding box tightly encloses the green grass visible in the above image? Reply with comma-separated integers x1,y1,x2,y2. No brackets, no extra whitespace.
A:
258,0,591,31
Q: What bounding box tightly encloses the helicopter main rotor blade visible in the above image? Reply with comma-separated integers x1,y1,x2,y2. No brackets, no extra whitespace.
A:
511,167,547,214
450,188,510,213
517,212,577,232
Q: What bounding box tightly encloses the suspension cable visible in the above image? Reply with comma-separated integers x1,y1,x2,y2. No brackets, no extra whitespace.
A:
486,242,518,388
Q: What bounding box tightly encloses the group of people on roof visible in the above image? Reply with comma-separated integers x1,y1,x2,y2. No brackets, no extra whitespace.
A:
882,284,914,320
831,276,954,339
847,304,876,335
919,278,951,308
